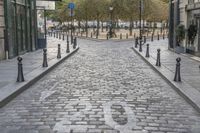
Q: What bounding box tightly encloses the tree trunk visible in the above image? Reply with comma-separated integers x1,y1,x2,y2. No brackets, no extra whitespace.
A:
78,20,81,33
153,21,156,35
129,18,133,36
97,16,100,38
101,21,104,32
86,19,88,37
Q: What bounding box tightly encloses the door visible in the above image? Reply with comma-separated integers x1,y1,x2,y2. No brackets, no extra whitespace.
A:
16,5,26,54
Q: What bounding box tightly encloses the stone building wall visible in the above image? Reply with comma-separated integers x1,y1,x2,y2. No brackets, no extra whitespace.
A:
0,0,5,60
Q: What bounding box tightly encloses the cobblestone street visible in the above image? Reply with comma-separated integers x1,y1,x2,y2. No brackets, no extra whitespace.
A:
0,39,200,133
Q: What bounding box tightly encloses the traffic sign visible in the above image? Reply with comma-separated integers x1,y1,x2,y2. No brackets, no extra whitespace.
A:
68,2,75,9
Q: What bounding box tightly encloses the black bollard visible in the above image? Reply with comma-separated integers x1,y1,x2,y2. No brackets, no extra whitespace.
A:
73,37,77,49
54,32,55,38
144,36,146,43
107,34,109,40
145,44,150,58
157,33,160,40
156,49,161,66
63,34,65,40
57,44,61,59
42,49,48,67
56,32,58,38
71,36,74,45
59,33,61,39
91,32,93,38
163,33,165,40
126,33,128,39
66,39,70,53
139,38,142,52
17,57,25,82
135,37,138,48
120,33,122,39
151,34,153,42
174,57,181,82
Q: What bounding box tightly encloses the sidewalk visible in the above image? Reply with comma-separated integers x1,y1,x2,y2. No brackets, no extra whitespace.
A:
132,39,200,112
0,36,79,107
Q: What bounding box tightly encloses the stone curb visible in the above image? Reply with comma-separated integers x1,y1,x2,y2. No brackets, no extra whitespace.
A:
0,47,79,108
131,47,200,113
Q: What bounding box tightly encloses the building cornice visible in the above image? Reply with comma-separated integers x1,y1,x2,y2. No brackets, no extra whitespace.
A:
186,2,200,11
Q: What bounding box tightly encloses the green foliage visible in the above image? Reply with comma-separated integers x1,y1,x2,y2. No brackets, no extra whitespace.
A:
47,0,168,23
176,24,185,45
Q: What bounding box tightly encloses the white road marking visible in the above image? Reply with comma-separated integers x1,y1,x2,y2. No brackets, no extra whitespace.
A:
103,101,136,133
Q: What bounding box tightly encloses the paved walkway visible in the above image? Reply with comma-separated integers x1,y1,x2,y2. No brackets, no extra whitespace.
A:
0,39,200,133
0,37,72,89
132,39,200,112
0,36,79,107
141,39,200,92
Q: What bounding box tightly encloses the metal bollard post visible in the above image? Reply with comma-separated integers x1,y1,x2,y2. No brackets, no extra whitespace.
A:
174,57,181,82
17,57,25,82
54,32,55,38
145,44,150,58
66,39,70,53
163,33,165,40
91,32,93,38
157,33,160,40
107,34,109,40
135,37,138,48
56,32,58,38
71,36,74,45
57,44,61,59
63,34,65,40
120,33,122,39
126,33,128,39
59,33,61,39
144,36,146,43
73,37,77,49
151,34,153,42
42,49,48,67
139,38,142,52
156,49,161,66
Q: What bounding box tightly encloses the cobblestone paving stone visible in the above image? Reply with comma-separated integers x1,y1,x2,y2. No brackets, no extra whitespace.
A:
0,39,200,133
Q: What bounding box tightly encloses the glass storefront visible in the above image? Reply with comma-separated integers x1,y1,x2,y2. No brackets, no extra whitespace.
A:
187,9,200,56
4,0,37,58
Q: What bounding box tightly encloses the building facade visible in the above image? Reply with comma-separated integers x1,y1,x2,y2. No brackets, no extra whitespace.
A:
0,0,38,60
0,0,5,60
169,0,200,56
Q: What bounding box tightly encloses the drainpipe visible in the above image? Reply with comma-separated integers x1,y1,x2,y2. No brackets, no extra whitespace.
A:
3,0,9,59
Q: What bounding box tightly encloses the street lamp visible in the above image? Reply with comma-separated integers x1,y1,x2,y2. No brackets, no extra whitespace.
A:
109,6,113,38
139,0,143,52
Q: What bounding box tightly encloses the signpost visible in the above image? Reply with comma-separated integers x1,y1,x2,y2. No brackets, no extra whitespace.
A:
68,2,75,44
